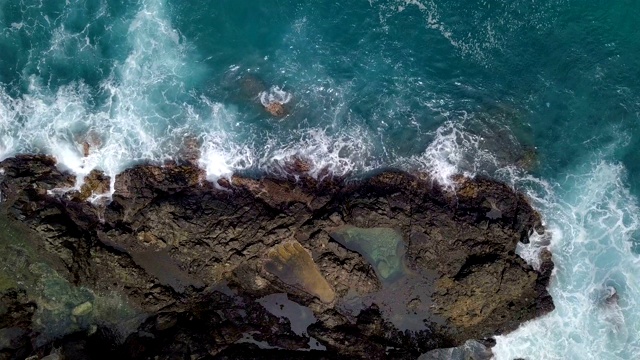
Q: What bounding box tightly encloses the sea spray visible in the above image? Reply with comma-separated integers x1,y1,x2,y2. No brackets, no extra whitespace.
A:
493,161,640,359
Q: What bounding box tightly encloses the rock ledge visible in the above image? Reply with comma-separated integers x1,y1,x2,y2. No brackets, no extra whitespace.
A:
0,155,553,359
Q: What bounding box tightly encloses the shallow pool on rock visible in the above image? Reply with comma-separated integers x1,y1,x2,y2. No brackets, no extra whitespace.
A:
0,214,141,347
328,225,406,283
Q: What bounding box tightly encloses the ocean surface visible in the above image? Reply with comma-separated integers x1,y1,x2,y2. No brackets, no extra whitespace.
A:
0,0,639,358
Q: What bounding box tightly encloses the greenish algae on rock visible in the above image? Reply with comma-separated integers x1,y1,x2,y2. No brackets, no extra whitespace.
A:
0,212,139,350
328,226,406,283
71,302,93,317
0,273,17,294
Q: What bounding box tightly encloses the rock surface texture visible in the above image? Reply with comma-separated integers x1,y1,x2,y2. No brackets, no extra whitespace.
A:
0,155,554,359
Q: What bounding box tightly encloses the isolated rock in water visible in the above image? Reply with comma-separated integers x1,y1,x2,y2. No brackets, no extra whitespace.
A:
260,86,292,118
233,72,291,117
75,130,102,157
264,241,335,304
329,226,405,282
264,102,288,117
82,143,90,157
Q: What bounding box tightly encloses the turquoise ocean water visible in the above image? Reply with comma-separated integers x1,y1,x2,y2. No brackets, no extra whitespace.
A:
0,0,639,358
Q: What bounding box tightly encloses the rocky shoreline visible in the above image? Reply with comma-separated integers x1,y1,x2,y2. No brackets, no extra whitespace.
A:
0,155,553,359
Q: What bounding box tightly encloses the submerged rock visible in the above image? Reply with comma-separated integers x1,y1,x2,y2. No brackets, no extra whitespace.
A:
516,147,540,172
239,73,268,98
75,130,102,158
328,226,405,282
0,155,553,359
233,73,291,118
178,135,202,166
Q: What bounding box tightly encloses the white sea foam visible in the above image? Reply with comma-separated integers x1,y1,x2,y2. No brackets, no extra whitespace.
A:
0,2,637,359
0,0,378,191
0,0,243,191
403,121,498,188
259,86,293,107
199,132,254,182
395,120,640,359
493,161,640,360
260,126,377,179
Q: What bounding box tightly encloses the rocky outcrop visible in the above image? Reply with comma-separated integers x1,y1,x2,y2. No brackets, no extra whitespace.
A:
0,155,553,359
264,101,288,117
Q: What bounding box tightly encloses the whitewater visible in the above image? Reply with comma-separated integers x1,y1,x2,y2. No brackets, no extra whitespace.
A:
1,0,639,359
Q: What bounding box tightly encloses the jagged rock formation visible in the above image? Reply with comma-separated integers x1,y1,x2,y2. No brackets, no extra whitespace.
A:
0,155,553,359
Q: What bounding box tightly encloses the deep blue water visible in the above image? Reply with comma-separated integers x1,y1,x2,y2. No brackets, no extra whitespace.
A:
1,1,639,358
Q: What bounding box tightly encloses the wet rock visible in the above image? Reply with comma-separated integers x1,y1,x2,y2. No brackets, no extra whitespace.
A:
604,286,619,306
76,130,102,158
259,84,292,118
154,313,178,331
214,344,345,359
69,170,110,202
0,156,554,359
0,289,35,359
41,353,62,360
0,328,28,350
178,136,201,166
264,102,288,117
535,248,555,316
234,73,291,118
329,226,405,282
516,147,539,172
279,156,313,177
257,293,317,336
0,289,36,330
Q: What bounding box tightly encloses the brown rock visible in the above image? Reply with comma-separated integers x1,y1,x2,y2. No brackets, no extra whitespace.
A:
76,130,102,157
264,102,287,117
284,156,312,174
69,170,110,202
0,156,553,359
